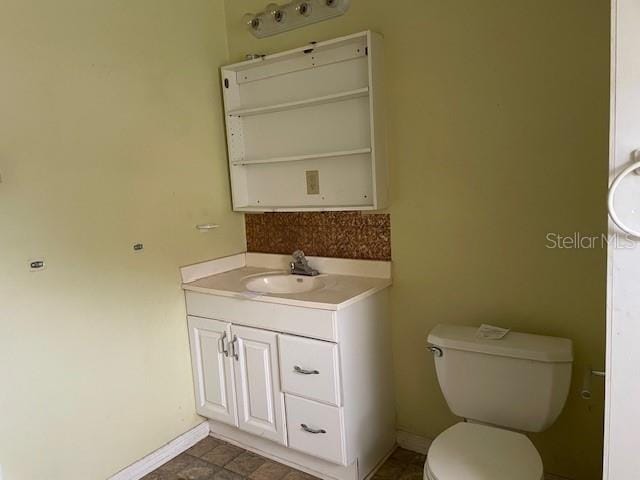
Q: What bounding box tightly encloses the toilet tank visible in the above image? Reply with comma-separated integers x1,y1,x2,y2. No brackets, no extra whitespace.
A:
427,324,573,432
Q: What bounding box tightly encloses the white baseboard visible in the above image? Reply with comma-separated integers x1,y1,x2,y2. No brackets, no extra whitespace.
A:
108,422,210,480
396,430,432,455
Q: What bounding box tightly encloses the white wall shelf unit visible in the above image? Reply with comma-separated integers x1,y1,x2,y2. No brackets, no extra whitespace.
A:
232,148,372,167
221,31,388,212
227,88,370,118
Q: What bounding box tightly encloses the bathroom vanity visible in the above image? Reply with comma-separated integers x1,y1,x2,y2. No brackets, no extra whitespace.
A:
180,253,395,480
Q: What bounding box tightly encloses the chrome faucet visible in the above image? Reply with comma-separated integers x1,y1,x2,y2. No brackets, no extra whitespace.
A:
290,250,319,276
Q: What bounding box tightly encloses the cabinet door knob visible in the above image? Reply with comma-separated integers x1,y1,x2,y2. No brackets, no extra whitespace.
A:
294,365,319,375
301,424,326,434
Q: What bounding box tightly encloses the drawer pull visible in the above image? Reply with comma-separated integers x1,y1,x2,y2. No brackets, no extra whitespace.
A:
301,423,326,434
294,365,320,375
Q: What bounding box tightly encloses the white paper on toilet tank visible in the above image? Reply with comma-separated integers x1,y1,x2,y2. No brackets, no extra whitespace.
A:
476,324,510,340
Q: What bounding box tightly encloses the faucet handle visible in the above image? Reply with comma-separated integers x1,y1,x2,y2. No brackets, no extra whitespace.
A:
290,250,319,276
292,250,307,264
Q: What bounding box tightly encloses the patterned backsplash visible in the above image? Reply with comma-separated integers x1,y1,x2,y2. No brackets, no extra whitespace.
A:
245,212,391,261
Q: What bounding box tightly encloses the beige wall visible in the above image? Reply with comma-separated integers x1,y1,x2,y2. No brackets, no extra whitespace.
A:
0,1,244,478
223,1,610,478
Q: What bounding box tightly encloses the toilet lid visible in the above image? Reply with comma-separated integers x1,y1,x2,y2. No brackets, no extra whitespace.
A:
426,422,543,480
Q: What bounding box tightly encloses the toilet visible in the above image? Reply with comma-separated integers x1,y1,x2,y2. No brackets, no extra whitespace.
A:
425,324,573,480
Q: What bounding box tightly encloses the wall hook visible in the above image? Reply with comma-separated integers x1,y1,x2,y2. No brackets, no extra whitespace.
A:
196,224,220,231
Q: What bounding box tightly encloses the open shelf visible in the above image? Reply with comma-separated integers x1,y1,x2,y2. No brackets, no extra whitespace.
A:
227,88,369,117
221,31,388,212
232,148,372,167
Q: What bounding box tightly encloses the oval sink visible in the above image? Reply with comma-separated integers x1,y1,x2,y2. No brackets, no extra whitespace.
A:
243,274,325,294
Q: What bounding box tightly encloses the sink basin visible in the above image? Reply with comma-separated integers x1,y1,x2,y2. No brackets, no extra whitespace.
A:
243,273,325,294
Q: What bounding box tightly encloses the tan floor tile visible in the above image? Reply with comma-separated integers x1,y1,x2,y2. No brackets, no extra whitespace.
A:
373,458,406,479
398,464,423,479
225,451,267,476
390,448,425,466
186,437,225,458
177,463,219,480
141,470,175,480
249,460,294,480
213,469,244,480
202,444,245,467
159,453,208,474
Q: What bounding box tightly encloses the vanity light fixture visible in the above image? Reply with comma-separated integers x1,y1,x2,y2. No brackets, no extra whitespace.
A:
243,0,351,38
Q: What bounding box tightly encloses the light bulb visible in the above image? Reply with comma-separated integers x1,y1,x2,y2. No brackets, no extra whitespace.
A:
265,3,287,23
296,2,312,16
274,9,286,22
242,12,262,31
266,3,286,23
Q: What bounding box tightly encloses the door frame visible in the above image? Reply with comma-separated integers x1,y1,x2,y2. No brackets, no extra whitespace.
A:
604,0,640,477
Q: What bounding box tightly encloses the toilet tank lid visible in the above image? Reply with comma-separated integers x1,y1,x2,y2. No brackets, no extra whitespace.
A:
428,324,573,362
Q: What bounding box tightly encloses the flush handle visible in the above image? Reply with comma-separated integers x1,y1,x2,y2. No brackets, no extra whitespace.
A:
428,346,443,357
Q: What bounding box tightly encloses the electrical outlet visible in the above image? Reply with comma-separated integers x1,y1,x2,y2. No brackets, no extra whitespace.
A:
306,170,320,195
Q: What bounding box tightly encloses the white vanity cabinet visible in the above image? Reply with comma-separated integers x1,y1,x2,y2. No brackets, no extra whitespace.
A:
187,318,287,445
183,284,395,480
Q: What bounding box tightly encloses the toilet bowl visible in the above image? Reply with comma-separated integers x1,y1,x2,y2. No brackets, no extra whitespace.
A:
425,324,573,480
423,422,543,480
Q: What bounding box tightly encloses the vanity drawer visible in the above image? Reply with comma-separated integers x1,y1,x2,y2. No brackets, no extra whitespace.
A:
279,334,341,406
285,394,347,466
185,291,337,341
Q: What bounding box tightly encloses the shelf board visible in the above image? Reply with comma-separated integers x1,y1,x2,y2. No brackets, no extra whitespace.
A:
235,204,376,212
227,88,369,117
232,148,372,167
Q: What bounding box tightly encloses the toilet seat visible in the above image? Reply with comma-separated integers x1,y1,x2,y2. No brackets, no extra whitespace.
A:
424,422,543,480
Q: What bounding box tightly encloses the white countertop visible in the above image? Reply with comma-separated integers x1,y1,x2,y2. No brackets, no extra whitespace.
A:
181,253,392,310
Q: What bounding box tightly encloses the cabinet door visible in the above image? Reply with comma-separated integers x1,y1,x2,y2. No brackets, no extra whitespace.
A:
187,316,237,426
231,325,287,445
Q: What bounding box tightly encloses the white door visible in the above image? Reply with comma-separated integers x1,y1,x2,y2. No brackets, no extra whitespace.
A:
605,0,640,478
231,325,287,445
187,316,237,426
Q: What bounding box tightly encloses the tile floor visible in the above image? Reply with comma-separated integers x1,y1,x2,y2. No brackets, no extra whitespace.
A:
143,436,568,480
142,436,423,480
